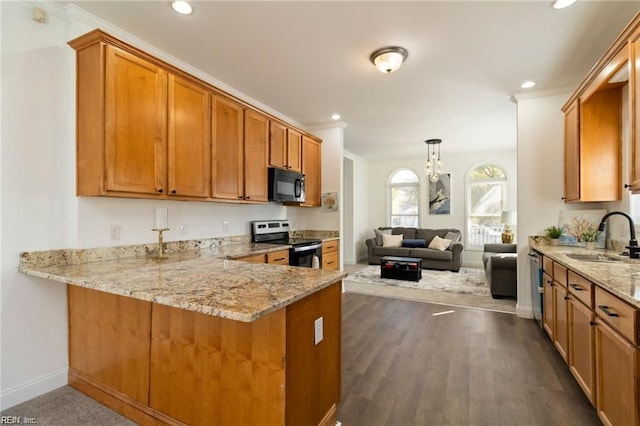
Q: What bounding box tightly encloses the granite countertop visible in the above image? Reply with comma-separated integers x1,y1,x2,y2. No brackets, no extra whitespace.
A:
19,242,346,322
530,239,640,308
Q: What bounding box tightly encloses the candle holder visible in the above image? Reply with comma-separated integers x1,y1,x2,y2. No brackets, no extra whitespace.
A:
152,208,169,260
151,228,170,259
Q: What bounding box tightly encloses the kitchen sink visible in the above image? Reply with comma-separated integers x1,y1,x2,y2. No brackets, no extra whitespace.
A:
564,253,624,263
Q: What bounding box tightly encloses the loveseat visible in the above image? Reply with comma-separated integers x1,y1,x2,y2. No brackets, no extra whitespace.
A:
365,227,463,272
482,243,517,298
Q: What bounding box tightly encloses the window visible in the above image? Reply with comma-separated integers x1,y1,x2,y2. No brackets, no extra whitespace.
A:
388,169,420,227
466,164,507,249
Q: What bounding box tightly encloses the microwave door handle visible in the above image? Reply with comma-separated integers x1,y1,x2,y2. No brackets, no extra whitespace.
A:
295,179,302,198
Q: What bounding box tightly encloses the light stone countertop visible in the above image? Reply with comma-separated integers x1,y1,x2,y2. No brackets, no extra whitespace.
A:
19,242,346,322
530,239,640,308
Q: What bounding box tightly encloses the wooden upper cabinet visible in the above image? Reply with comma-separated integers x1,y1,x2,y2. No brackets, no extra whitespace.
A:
212,95,244,201
167,75,211,198
244,110,269,202
105,45,167,195
287,129,302,172
632,29,640,192
564,100,580,202
269,121,287,169
301,136,321,207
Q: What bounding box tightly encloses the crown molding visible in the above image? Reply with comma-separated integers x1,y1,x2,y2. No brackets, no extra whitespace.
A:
511,85,576,102
306,121,349,131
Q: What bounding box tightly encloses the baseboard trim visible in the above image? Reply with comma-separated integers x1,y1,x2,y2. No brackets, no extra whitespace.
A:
516,304,534,319
0,367,68,410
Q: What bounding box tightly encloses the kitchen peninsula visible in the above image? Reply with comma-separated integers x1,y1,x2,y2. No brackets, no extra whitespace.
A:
19,239,345,426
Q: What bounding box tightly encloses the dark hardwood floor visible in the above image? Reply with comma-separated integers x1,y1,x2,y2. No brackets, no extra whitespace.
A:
337,293,600,426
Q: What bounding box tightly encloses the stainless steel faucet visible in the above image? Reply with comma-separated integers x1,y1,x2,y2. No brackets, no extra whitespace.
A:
597,211,639,259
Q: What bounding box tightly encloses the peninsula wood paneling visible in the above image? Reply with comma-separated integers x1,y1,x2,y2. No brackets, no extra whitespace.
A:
68,285,152,404
286,282,341,426
149,303,286,425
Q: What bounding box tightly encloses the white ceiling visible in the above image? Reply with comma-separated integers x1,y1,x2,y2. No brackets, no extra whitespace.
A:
63,1,639,159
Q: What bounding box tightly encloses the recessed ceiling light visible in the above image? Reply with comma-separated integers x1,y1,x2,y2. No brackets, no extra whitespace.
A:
552,0,577,9
521,81,536,89
171,1,192,15
330,113,341,121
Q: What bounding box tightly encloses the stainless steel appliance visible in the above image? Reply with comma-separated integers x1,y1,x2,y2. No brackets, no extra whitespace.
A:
529,251,543,328
268,168,305,203
251,220,322,268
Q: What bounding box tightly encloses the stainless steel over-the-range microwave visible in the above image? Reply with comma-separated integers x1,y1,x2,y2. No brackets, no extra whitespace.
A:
268,167,305,203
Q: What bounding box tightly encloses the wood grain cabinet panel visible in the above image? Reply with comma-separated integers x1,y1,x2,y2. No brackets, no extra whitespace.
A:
267,250,289,265
554,283,570,363
286,129,302,172
322,240,339,270
568,296,596,405
301,136,322,207
543,272,555,339
167,74,211,198
269,120,287,169
244,109,269,202
212,95,244,201
105,45,167,195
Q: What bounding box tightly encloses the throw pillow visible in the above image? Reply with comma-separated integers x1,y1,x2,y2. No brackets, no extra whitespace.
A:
374,228,392,246
444,231,461,243
402,238,427,248
428,235,452,251
382,233,403,247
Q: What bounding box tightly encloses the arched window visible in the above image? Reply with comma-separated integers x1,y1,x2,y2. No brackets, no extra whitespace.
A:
466,164,507,249
388,169,420,227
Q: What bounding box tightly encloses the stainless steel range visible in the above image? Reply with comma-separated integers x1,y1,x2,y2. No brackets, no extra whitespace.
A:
251,220,322,268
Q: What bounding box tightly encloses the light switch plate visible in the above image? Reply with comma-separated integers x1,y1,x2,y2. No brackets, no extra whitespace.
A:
314,317,323,345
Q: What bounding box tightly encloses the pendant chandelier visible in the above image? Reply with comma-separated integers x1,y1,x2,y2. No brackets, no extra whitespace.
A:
424,139,443,183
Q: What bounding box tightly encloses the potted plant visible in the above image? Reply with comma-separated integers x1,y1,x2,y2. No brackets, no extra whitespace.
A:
582,227,600,250
545,226,563,245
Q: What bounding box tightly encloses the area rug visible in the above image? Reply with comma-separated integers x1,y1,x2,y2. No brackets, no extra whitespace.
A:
343,265,516,314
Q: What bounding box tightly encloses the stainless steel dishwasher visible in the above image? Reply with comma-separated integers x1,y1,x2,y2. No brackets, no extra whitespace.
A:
528,251,543,328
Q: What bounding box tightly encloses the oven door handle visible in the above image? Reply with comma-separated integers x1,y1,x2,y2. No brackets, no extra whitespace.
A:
292,243,322,253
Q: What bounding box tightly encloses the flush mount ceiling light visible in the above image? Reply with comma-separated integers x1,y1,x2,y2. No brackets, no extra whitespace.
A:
424,139,443,183
171,0,192,15
521,80,536,89
370,46,408,74
552,0,577,9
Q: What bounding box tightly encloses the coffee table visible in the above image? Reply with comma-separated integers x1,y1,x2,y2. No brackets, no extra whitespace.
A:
380,256,422,282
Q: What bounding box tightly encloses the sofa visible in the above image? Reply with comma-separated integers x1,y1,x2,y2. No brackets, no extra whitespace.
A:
365,227,463,272
482,244,517,298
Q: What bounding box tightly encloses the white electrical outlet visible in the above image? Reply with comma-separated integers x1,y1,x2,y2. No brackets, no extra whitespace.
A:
180,223,188,235
109,224,121,241
223,221,230,233
314,317,324,345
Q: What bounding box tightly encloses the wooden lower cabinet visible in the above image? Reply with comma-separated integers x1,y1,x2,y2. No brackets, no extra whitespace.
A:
67,283,342,426
267,250,289,265
595,319,640,426
239,253,267,263
322,240,339,270
543,272,555,339
568,296,596,404
554,283,569,363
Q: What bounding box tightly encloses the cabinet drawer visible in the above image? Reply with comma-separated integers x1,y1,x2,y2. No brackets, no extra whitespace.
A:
553,262,568,287
567,270,594,308
239,254,266,263
267,250,289,265
543,256,554,276
322,251,338,270
595,286,640,345
322,240,338,255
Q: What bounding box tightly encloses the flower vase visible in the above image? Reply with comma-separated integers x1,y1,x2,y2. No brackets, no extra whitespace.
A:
550,238,559,246
585,241,596,250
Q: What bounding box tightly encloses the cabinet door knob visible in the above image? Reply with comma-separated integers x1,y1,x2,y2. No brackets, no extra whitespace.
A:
245,196,250,200
589,321,597,326
561,196,565,200
238,196,243,199
624,183,632,190
171,190,176,194
569,283,583,291
598,305,619,317
564,296,570,301
157,188,163,193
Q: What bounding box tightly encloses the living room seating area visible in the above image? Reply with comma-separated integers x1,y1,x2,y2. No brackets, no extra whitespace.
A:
482,243,517,298
365,227,463,272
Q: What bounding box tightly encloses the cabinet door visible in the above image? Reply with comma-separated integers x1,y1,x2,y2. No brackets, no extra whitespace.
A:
105,45,167,195
568,297,596,405
543,272,555,339
632,31,640,192
595,319,640,426
564,100,580,202
244,110,269,202
269,121,287,169
301,136,321,207
267,250,289,265
167,75,211,198
287,129,302,172
554,284,569,363
212,95,244,200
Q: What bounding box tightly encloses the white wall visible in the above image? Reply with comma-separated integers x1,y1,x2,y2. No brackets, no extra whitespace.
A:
366,149,517,268
343,150,369,264
0,2,341,409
